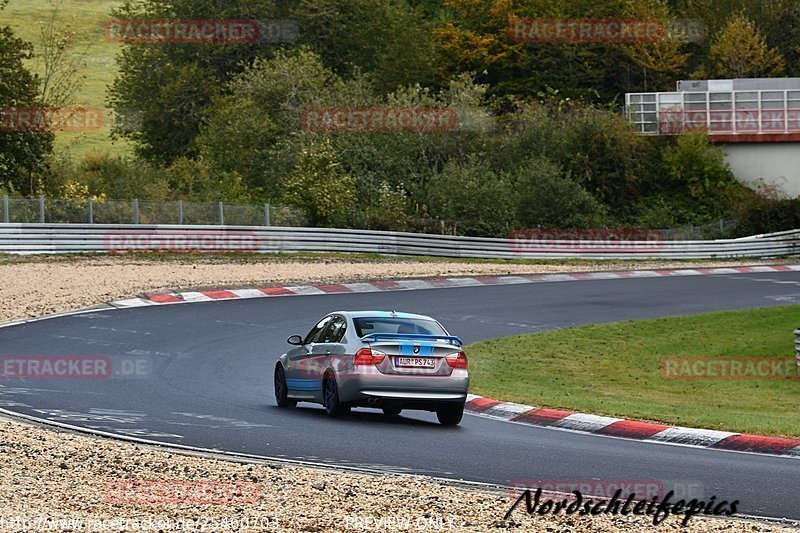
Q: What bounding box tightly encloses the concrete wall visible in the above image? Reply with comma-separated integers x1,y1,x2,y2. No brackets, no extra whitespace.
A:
721,142,800,197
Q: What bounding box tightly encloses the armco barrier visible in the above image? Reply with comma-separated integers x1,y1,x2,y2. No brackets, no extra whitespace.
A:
0,224,798,259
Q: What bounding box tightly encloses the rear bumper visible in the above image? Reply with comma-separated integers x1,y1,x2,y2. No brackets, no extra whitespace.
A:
336,369,469,408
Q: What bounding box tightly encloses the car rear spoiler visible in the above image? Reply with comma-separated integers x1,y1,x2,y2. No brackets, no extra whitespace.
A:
360,333,463,347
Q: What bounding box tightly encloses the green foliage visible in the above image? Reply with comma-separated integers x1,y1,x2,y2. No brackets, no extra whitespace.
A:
281,138,357,226
731,187,800,237
513,156,608,229
70,154,171,200
291,0,441,93
491,101,649,212
13,0,800,238
426,158,515,237
0,1,54,195
662,132,735,199
165,158,251,203
197,48,376,197
108,0,285,164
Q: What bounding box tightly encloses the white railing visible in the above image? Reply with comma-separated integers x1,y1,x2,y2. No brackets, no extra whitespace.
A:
0,224,797,259
626,89,800,135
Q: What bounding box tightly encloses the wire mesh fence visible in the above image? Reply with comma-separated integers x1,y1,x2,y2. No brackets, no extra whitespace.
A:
0,195,740,240
0,196,308,227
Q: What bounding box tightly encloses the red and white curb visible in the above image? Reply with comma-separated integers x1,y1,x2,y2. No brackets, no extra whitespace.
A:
465,394,800,458
108,265,800,308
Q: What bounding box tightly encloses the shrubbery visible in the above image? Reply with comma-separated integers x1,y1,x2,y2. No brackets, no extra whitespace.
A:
31,47,789,237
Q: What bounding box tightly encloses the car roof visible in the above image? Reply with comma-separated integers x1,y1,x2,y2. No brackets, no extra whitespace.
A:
332,311,436,321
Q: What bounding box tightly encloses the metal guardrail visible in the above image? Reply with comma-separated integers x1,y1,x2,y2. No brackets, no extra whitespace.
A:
0,224,798,259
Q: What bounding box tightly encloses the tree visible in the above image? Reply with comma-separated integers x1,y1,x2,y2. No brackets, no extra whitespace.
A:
662,131,736,200
707,13,785,78
617,0,689,92
435,0,654,101
198,48,376,197
109,0,443,165
108,0,285,164
0,0,54,195
291,0,441,93
281,138,357,226
36,0,86,110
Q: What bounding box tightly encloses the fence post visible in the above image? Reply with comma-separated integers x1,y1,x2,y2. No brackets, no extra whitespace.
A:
88,197,93,224
178,200,183,225
133,199,139,224
2,195,7,223
218,202,224,226
265,204,270,227
39,195,45,223
795,329,800,369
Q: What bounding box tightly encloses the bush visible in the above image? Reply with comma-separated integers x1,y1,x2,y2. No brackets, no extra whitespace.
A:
662,132,736,200
513,156,608,230
281,138,357,227
732,186,800,236
426,158,515,237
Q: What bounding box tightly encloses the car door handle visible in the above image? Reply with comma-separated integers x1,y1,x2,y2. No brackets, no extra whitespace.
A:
325,350,332,355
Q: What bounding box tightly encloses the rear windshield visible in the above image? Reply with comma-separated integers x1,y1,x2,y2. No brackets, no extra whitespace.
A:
354,317,447,338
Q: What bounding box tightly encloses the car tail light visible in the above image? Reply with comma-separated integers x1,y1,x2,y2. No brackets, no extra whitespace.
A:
446,351,468,369
354,348,386,366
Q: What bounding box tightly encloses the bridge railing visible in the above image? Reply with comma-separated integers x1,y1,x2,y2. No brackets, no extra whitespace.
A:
626,89,800,135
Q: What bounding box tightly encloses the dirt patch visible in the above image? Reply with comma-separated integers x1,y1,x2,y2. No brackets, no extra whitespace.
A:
0,419,790,532
0,255,784,324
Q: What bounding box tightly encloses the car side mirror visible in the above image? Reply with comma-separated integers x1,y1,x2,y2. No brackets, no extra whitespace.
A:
287,335,304,346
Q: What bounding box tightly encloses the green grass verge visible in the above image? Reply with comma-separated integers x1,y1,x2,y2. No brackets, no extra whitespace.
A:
468,306,800,437
6,0,131,159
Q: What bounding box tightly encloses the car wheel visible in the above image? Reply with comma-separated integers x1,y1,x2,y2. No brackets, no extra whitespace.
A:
323,374,349,417
436,404,464,426
274,365,296,408
382,406,402,417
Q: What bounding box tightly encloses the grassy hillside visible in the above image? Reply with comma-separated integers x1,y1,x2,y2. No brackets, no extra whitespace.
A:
5,0,132,160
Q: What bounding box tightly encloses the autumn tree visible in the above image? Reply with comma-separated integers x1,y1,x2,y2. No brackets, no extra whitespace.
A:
707,13,785,78
617,0,689,91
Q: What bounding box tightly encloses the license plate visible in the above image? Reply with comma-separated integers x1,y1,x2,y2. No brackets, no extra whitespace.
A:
395,357,435,369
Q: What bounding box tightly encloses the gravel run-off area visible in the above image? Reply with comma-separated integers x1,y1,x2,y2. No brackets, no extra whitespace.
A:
0,254,796,531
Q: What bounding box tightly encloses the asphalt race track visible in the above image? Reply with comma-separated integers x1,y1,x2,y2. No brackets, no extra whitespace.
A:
2,271,800,520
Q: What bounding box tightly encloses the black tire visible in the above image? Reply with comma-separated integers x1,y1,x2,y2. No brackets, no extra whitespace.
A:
274,365,296,408
436,404,464,426
323,374,350,417
382,406,402,417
